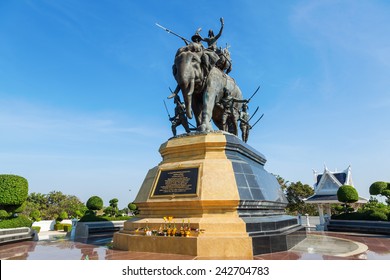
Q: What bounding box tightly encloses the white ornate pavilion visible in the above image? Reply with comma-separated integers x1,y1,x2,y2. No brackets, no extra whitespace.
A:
305,165,367,230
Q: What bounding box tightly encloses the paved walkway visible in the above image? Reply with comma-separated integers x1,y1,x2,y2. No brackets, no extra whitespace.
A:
0,231,389,260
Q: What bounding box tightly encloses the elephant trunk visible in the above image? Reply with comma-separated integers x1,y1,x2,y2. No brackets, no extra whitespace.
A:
184,78,195,119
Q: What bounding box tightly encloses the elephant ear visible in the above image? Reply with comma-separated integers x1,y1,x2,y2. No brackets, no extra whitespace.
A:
172,64,177,76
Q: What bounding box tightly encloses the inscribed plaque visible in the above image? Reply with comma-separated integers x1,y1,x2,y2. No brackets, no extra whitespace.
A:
152,167,199,197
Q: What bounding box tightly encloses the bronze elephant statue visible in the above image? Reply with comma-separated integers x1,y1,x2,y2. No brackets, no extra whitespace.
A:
171,44,243,134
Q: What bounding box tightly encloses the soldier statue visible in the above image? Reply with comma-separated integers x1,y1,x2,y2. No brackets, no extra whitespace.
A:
170,95,191,136
239,103,251,143
217,87,248,135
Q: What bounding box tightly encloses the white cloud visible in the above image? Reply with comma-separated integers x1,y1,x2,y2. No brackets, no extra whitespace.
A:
0,98,158,144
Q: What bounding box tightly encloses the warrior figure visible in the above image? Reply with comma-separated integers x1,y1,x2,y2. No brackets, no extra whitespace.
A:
217,87,248,135
239,103,251,143
201,17,224,51
170,95,191,136
196,18,225,75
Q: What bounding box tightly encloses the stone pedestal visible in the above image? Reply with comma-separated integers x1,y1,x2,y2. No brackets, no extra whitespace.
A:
113,132,305,258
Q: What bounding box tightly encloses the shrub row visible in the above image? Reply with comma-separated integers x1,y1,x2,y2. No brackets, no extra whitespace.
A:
79,213,130,222
63,224,72,232
332,211,389,221
53,223,72,231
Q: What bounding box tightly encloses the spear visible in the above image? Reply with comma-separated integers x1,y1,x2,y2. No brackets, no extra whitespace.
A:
248,106,259,122
247,85,261,103
163,100,171,120
156,23,191,45
250,113,264,129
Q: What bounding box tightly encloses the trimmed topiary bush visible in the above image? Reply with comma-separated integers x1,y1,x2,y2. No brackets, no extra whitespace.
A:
370,181,388,196
54,223,64,231
337,185,359,204
86,196,103,211
62,224,72,232
128,202,139,215
0,175,28,213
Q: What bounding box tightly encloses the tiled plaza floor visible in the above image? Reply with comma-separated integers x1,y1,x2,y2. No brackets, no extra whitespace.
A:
0,231,389,260
254,231,390,260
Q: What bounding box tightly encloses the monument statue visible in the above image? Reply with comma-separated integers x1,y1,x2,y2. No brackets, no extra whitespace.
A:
199,17,224,51
158,19,260,140
239,103,251,143
216,87,248,135
169,95,191,136
113,19,306,259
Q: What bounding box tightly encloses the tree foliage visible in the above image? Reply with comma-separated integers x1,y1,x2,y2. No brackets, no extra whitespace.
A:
274,176,317,215
284,181,317,215
22,191,87,220
274,174,289,192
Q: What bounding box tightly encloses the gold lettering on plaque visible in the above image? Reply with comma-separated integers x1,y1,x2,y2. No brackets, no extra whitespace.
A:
160,170,192,194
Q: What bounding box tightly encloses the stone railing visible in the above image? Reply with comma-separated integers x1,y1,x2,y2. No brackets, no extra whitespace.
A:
0,227,35,244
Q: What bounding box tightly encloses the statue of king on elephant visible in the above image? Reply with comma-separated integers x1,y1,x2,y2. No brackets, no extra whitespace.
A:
170,43,246,135
163,17,249,136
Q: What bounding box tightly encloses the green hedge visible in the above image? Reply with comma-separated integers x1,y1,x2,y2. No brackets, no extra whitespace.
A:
54,223,64,231
0,215,32,229
79,214,131,222
332,211,389,221
63,224,72,232
0,174,28,208
54,223,72,231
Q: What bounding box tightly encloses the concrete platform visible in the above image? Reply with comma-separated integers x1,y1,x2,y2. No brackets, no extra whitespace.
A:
1,231,389,260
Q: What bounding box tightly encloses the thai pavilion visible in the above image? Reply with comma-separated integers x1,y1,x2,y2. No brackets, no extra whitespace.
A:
305,165,367,230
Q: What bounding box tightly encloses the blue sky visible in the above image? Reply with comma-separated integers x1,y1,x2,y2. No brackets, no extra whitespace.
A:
1,0,389,208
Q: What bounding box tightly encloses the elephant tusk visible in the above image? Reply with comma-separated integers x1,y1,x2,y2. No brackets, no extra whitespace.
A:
186,79,195,119
187,78,195,97
168,85,180,99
